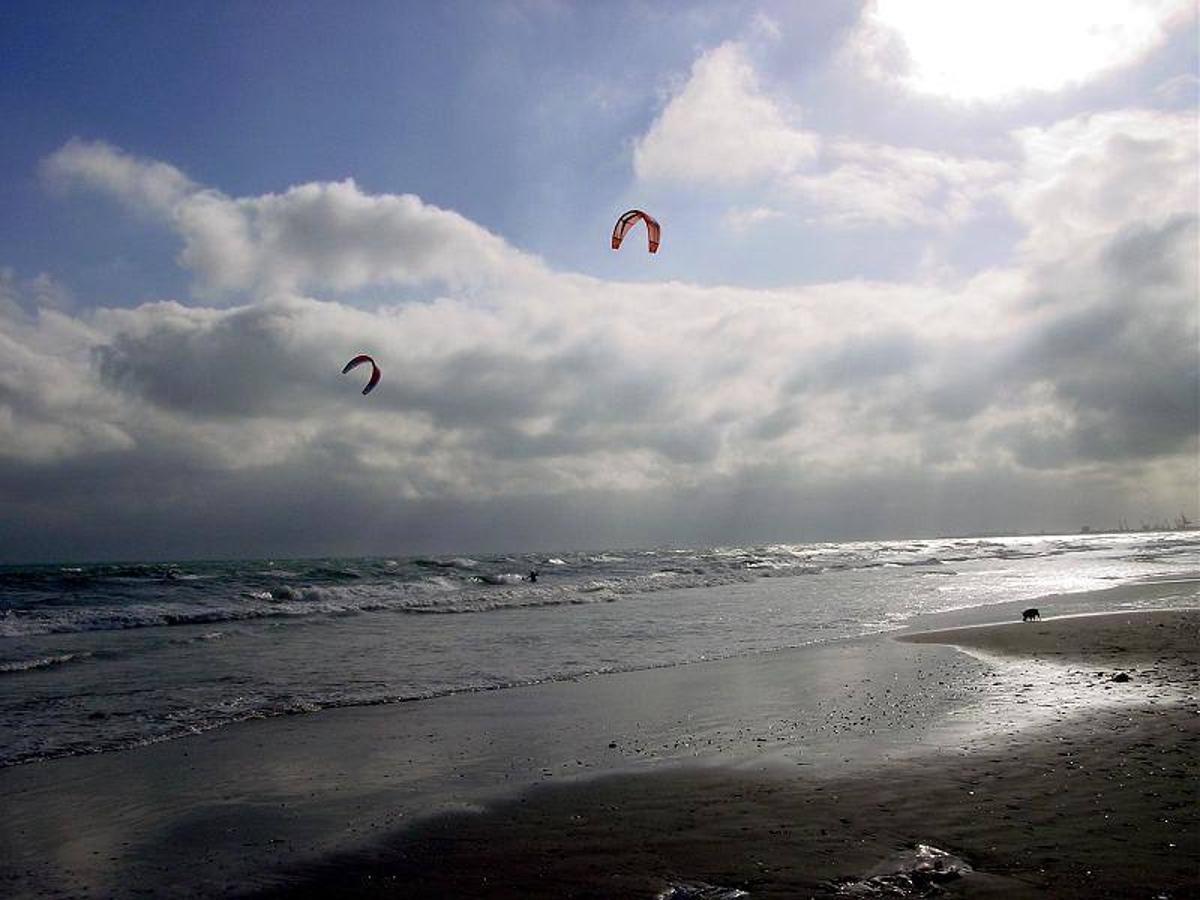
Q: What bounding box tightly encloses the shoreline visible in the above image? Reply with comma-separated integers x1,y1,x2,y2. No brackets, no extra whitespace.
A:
2,594,1197,898
0,626,989,897
6,574,1196,773
255,607,1200,899
255,705,1199,899
901,607,1200,697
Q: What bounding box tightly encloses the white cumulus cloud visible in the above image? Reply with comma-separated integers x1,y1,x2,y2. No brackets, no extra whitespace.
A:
790,141,1012,227
43,140,544,298
1008,109,1199,259
633,43,1012,232
634,42,819,185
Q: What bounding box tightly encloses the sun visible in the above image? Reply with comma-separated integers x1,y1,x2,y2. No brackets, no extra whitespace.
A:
862,0,1191,102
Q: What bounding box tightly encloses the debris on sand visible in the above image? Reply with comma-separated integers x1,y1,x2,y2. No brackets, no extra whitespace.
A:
828,843,971,896
657,880,750,899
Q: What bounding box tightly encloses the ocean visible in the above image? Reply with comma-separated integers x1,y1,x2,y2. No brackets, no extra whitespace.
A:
2,531,1197,769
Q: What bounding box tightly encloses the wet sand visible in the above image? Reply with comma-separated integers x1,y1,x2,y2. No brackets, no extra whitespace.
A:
2,588,1197,899
256,608,1200,899
256,706,1198,899
0,625,992,898
902,607,1200,671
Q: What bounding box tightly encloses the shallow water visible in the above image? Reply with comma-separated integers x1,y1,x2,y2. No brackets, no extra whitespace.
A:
2,531,1197,766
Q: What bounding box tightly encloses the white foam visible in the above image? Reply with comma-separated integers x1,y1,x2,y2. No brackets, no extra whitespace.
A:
0,652,88,674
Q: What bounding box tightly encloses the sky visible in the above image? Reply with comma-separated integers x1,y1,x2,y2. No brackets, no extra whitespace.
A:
1,0,1197,562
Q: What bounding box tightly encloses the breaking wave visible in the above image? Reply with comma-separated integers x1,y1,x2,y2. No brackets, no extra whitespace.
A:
2,531,1198,767
5,534,1197,638
0,652,90,674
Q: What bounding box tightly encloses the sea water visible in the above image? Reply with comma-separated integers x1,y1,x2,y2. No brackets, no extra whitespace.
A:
1,531,1197,767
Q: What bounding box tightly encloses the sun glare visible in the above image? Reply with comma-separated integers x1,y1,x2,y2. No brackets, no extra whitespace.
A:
866,0,1190,102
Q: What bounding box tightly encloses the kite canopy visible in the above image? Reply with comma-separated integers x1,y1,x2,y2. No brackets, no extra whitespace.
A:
342,354,381,396
612,209,660,254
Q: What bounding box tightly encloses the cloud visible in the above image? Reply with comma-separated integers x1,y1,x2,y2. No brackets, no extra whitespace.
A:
0,293,133,465
1001,215,1199,468
44,140,544,297
4,116,1196,558
94,299,341,419
72,281,795,486
630,13,1191,247
1008,110,1198,259
786,329,922,393
633,42,819,185
0,269,73,319
724,206,784,232
633,43,1010,231
42,138,196,215
789,140,1011,227
850,0,1194,102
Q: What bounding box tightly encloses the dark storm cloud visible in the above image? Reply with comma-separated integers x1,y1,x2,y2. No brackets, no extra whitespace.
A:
95,303,328,418
386,339,674,435
88,298,688,452
784,330,921,394
476,420,719,465
385,348,560,428
1002,215,1199,466
850,212,1198,471
748,402,804,442
1102,213,1196,289
549,340,678,427
920,354,1001,423
0,450,1154,564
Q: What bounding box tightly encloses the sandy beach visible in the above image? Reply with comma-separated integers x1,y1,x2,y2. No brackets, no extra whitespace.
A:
2,584,1197,899
257,707,1197,899
247,606,1199,899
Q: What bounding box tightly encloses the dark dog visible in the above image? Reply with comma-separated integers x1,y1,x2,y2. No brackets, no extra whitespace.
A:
1022,608,1040,621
